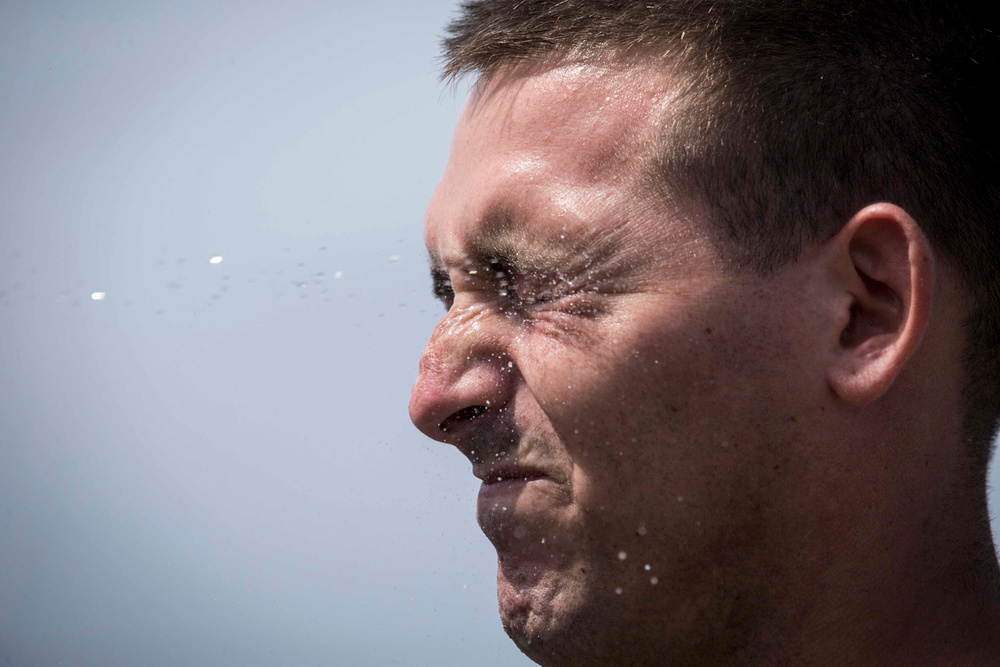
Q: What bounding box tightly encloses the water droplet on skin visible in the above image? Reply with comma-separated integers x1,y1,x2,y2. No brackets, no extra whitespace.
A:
90,292,106,301
508,361,513,368
514,525,527,539
618,551,627,561
677,496,684,502
209,256,223,264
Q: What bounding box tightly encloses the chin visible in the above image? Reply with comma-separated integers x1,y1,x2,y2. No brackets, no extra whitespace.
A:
495,554,606,665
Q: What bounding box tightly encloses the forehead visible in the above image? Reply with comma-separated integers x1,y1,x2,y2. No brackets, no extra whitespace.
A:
425,62,681,265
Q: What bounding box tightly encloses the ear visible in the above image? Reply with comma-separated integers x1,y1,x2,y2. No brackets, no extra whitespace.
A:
825,203,934,404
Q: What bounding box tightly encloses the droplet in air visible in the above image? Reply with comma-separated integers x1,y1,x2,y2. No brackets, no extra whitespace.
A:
644,564,651,571
637,526,647,536
334,271,343,280
389,254,401,262
90,292,106,301
615,587,623,595
513,525,527,539
209,256,223,264
650,577,659,585
618,551,627,561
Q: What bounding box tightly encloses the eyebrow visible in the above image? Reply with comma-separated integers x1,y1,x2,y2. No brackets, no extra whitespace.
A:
428,202,627,279
428,205,518,271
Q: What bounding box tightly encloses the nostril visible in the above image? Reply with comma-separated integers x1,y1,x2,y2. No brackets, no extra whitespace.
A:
440,405,488,433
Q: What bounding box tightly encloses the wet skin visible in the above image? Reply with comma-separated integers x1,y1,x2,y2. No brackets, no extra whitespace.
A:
409,63,831,665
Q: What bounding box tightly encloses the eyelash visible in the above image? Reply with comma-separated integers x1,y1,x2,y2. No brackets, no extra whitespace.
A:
431,263,565,312
431,269,455,309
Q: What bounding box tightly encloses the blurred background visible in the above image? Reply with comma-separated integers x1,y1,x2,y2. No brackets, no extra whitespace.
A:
0,1,997,666
0,0,532,664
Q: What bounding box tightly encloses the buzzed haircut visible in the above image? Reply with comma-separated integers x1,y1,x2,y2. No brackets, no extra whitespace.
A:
442,0,1000,472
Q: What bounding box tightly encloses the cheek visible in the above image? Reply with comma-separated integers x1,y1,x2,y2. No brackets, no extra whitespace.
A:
513,302,780,523
516,312,716,439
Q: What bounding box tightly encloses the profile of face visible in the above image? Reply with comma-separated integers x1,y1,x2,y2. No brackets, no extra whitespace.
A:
409,63,830,665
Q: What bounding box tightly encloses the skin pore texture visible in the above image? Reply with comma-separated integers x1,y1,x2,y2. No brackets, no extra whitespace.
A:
408,61,1000,666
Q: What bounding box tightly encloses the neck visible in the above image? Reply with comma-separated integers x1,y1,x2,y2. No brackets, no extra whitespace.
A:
751,431,1000,666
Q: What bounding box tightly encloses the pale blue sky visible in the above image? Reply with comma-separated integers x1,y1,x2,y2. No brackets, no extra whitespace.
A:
0,1,529,664
1,2,997,666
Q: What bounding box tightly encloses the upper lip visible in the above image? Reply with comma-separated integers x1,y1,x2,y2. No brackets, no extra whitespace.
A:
473,462,548,485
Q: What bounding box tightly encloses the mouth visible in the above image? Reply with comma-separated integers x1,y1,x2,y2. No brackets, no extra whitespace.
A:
474,463,567,555
474,464,549,486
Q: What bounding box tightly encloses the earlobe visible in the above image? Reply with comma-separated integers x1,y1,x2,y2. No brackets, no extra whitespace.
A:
826,204,934,405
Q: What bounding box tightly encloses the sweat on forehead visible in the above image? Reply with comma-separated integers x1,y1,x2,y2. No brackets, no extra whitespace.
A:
426,62,687,264
466,62,678,176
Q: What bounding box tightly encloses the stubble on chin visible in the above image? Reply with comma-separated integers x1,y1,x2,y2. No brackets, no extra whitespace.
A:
495,552,601,662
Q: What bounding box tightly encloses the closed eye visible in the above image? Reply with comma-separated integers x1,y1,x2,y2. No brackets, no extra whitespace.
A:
431,267,454,310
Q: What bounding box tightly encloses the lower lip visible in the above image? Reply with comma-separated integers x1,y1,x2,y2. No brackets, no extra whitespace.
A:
476,476,567,550
477,475,549,508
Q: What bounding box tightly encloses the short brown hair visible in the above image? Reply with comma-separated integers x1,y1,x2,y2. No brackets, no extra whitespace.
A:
442,0,1000,470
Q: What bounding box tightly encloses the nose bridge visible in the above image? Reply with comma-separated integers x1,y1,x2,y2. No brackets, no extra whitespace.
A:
409,304,513,440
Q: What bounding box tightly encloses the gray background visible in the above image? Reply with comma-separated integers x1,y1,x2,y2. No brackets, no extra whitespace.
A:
1,1,997,665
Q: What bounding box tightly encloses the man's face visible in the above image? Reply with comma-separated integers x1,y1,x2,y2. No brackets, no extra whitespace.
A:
410,63,821,663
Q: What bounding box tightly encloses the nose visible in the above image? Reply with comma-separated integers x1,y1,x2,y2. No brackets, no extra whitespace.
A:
408,306,514,444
